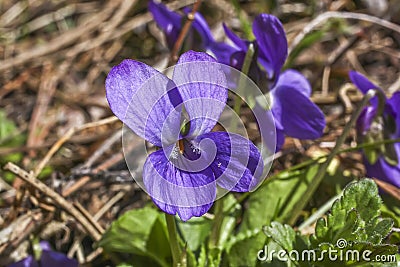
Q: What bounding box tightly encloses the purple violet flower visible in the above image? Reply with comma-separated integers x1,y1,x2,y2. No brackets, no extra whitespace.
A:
105,50,264,221
219,14,325,150
349,71,400,188
149,3,325,150
148,0,237,65
8,241,78,267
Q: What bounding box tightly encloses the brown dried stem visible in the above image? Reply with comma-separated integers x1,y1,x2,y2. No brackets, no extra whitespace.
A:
169,0,202,64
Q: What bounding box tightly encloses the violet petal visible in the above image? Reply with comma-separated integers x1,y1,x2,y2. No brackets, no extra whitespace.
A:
173,51,228,138
387,92,400,137
40,251,78,267
148,0,182,49
356,106,377,136
105,59,182,146
272,83,325,139
364,145,400,188
198,131,264,192
222,23,248,51
275,70,311,97
7,256,38,267
349,71,383,107
143,148,216,221
252,14,287,81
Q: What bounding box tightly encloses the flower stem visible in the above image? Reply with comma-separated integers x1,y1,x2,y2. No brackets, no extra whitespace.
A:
233,44,254,113
165,213,182,267
214,43,254,254
231,44,255,133
286,89,379,225
209,197,224,249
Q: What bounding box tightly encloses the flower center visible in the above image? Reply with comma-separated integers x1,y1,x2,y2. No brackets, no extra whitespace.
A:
178,139,185,154
169,139,202,161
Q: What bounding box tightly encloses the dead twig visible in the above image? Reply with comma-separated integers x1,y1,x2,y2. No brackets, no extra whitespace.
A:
3,163,102,241
73,202,104,234
339,83,359,114
387,74,400,94
321,35,361,95
49,0,197,62
69,191,126,261
4,3,98,36
0,210,42,263
0,69,32,100
85,247,104,263
0,175,13,192
93,191,126,221
62,147,125,197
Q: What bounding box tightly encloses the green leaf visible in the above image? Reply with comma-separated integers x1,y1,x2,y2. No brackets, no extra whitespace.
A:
0,110,25,181
262,222,311,267
256,180,397,267
259,239,291,267
225,228,263,267
197,245,207,267
207,247,222,267
147,216,171,262
311,179,392,247
241,165,319,232
380,202,400,245
99,206,170,267
178,217,212,252
207,194,241,267
0,111,16,142
99,206,158,253
0,111,25,149
263,221,397,267
263,222,296,251
229,165,318,266
220,194,241,248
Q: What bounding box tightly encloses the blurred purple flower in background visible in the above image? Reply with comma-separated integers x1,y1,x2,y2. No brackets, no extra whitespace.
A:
106,50,263,221
8,241,78,267
220,14,326,150
350,71,400,188
148,0,236,65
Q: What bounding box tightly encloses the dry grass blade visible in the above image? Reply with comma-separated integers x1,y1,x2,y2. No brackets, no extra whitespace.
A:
0,1,120,71
34,116,118,177
289,11,400,55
